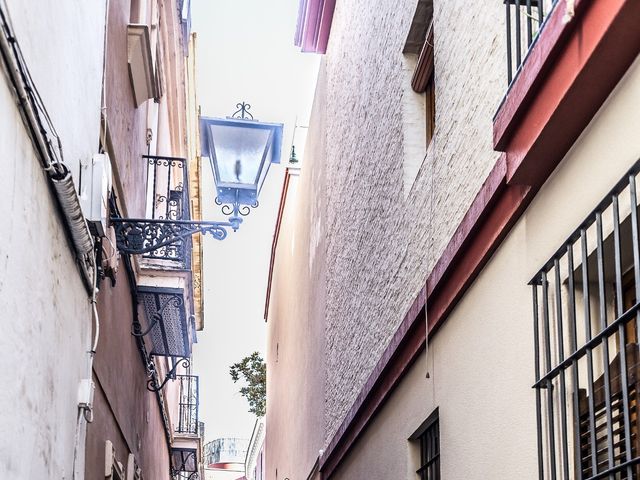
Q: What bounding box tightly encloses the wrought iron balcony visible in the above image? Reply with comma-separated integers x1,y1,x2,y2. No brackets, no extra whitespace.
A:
176,374,199,435
134,285,196,391
112,155,193,268
504,0,557,85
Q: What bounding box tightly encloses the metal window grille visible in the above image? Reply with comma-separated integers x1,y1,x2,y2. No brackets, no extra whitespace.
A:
532,161,640,479
144,154,192,266
504,0,558,86
176,374,199,435
417,414,440,480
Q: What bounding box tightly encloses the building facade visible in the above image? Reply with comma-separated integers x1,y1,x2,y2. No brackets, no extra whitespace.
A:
245,417,265,480
0,1,105,478
0,0,204,478
265,0,640,478
85,0,204,479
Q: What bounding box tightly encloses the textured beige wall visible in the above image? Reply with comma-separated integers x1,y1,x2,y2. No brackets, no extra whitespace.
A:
330,53,640,480
267,0,508,476
318,0,506,446
266,1,504,478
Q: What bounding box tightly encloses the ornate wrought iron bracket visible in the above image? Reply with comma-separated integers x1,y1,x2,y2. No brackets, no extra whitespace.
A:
147,356,191,392
110,218,238,256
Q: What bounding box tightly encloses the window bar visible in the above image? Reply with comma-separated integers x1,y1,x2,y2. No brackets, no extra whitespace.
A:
533,283,546,480
526,0,533,45
542,271,558,479
595,212,615,474
506,1,513,85
612,194,634,479
554,259,571,478
150,157,158,220
166,158,172,220
515,0,522,69
630,174,640,340
567,244,584,480
539,0,544,25
581,228,599,477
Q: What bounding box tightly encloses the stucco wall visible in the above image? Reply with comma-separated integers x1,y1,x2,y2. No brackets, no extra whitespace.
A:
265,56,331,480
330,52,640,480
305,0,507,448
0,1,105,478
267,0,508,477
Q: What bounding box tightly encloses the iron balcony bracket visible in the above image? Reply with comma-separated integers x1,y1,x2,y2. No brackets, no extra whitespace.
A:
147,356,191,392
110,217,239,256
110,191,258,257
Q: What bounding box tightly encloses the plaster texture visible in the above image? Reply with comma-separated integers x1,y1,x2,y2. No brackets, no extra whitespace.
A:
0,1,105,478
308,0,506,448
267,0,506,476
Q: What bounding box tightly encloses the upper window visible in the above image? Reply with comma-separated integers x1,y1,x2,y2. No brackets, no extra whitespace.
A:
531,160,640,477
404,0,435,146
401,0,434,197
411,409,440,480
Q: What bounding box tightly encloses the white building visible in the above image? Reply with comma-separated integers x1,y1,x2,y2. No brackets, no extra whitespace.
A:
0,1,106,478
245,417,265,480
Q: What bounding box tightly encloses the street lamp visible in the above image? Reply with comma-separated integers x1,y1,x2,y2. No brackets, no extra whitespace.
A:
200,102,283,231
111,102,283,254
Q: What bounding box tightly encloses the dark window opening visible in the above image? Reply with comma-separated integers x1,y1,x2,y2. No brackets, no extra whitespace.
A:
412,409,440,480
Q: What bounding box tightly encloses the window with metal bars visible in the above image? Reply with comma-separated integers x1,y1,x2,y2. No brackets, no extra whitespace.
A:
531,161,640,479
413,410,440,480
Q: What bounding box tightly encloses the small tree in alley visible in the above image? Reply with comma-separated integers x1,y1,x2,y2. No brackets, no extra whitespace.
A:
229,351,266,417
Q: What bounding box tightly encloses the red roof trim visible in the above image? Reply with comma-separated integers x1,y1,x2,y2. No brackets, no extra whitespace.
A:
263,170,294,321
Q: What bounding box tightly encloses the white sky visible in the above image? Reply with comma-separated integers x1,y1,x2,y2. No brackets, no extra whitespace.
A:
191,0,319,444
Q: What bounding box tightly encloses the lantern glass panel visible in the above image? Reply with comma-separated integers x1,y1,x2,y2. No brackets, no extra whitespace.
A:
208,123,272,187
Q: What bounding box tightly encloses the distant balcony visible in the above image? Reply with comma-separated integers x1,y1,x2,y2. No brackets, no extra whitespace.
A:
171,374,201,479
143,154,192,268
504,0,557,86
176,374,199,435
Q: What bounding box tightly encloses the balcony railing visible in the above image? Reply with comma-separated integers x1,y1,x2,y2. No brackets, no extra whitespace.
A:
504,0,558,85
144,154,192,267
176,374,199,435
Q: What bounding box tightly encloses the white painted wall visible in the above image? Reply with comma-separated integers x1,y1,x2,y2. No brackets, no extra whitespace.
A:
0,1,105,478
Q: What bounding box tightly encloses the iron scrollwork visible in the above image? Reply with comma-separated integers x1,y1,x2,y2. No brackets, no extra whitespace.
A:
147,357,191,392
215,197,258,219
170,450,198,477
111,218,232,256
132,294,184,337
231,101,253,120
